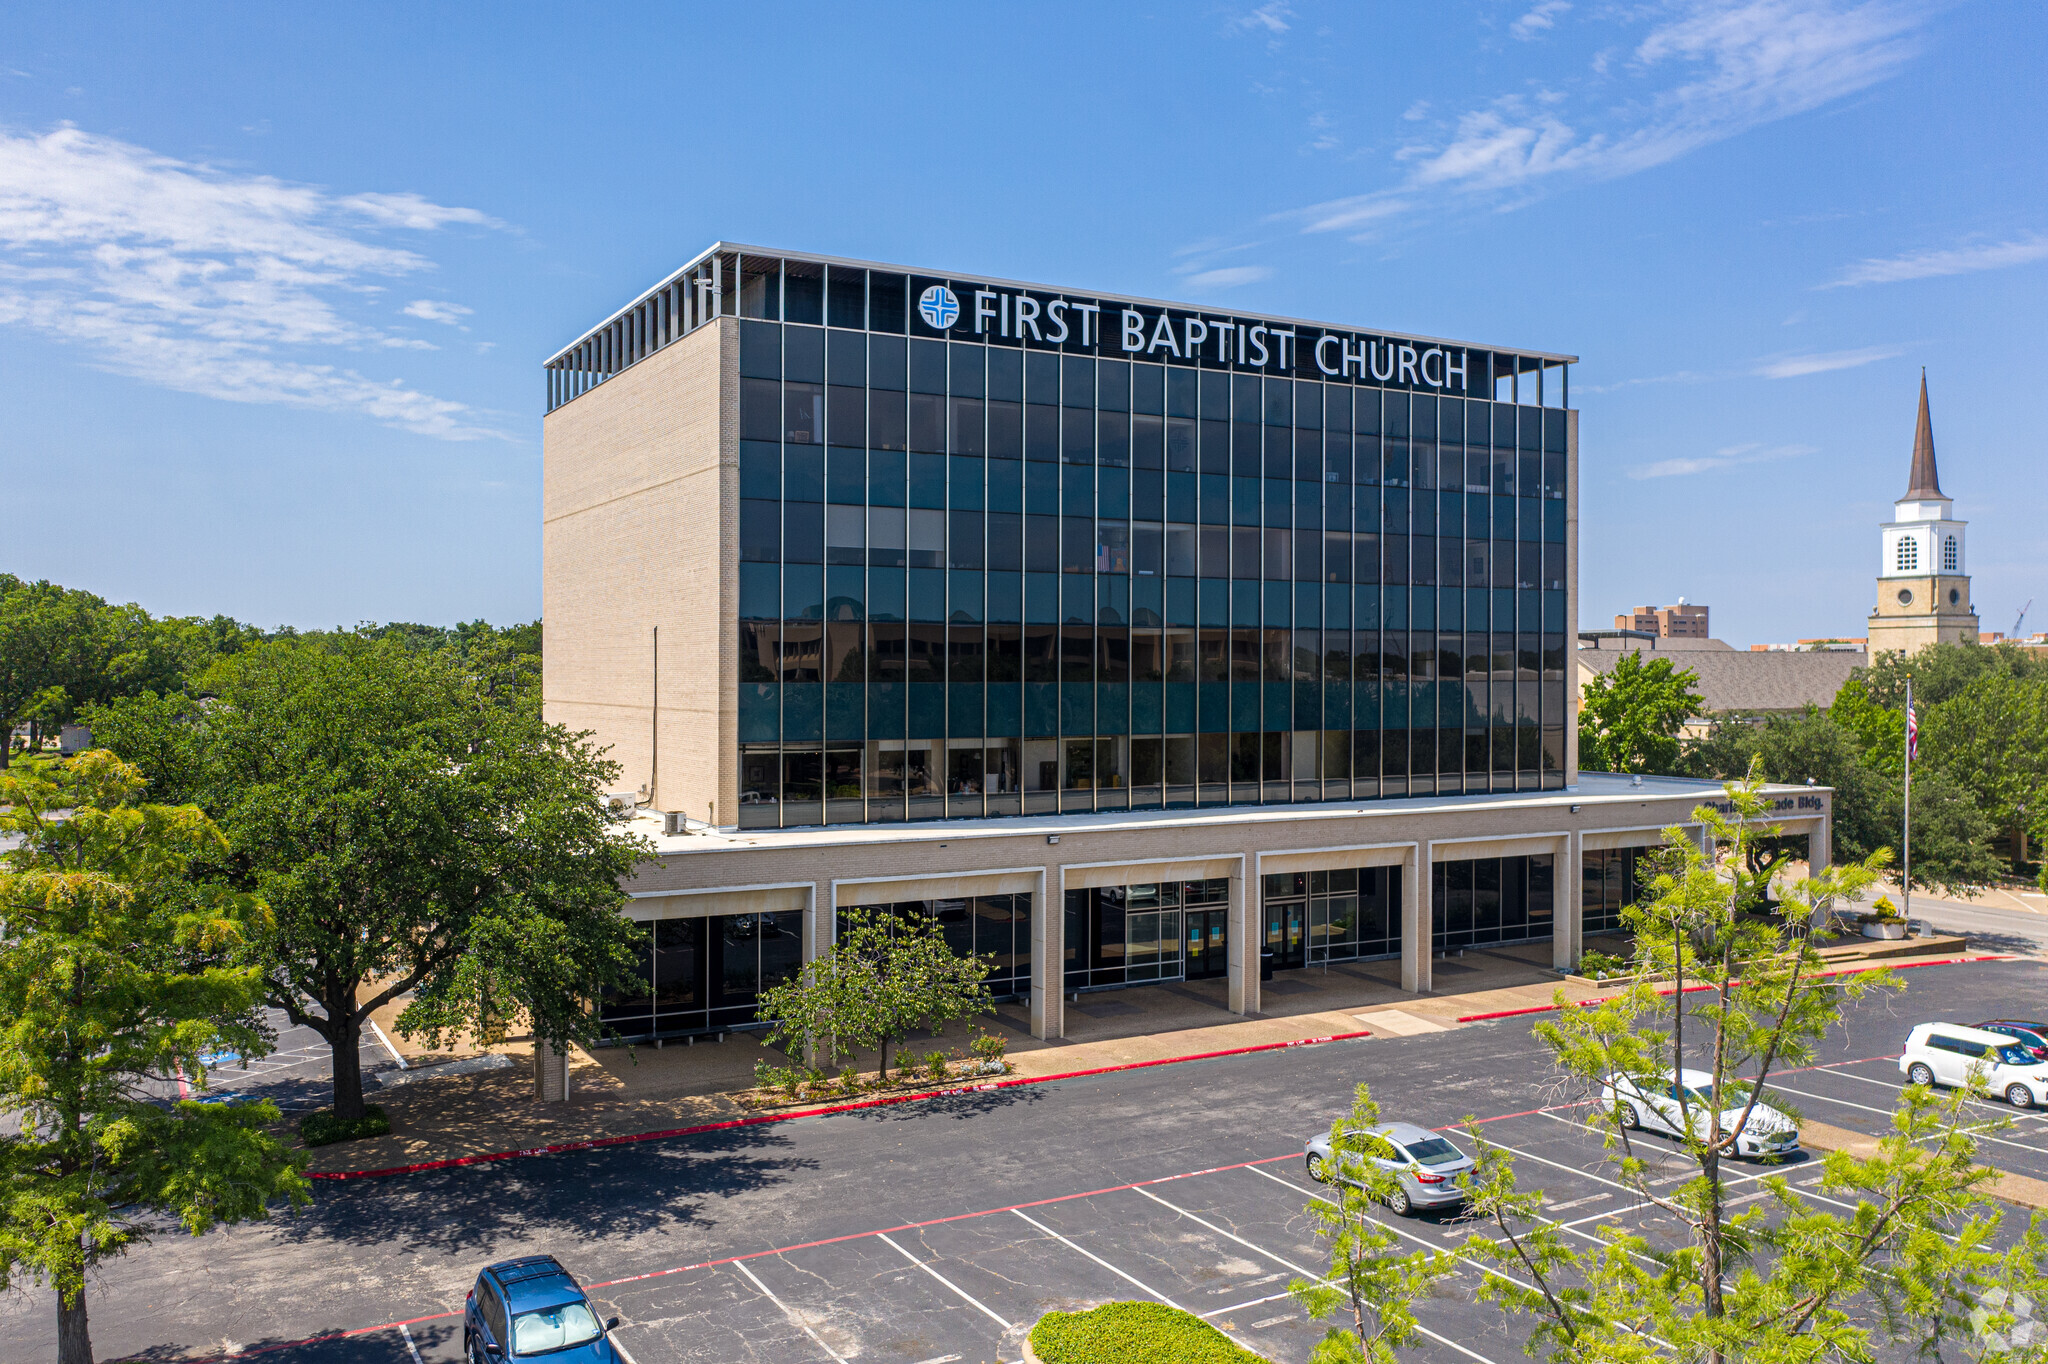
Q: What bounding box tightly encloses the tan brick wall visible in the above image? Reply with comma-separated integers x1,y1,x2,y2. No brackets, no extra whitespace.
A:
542,318,738,819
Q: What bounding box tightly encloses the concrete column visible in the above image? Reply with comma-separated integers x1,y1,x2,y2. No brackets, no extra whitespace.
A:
1809,818,1832,875
1553,831,1582,970
533,1038,571,1103
1228,866,1259,1017
805,883,833,964
1400,843,1431,995
1030,869,1062,1040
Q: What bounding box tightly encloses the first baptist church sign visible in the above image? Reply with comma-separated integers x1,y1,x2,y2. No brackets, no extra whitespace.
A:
915,282,1474,393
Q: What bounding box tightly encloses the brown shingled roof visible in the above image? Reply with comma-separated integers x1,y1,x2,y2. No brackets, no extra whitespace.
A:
1577,643,1866,715
1905,370,1943,500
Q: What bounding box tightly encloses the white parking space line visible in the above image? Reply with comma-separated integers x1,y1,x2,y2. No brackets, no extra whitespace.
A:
1770,1082,2048,1159
1133,1183,1502,1364
875,1232,1014,1332
398,1323,425,1364
1010,1208,1182,1309
729,1259,851,1364
1814,1066,2048,1125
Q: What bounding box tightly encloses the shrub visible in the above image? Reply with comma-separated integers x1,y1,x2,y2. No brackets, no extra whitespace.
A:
300,1105,392,1147
1577,950,1629,980
1861,895,1905,924
838,1063,859,1093
1029,1302,1272,1364
970,1028,1008,1067
924,1050,949,1082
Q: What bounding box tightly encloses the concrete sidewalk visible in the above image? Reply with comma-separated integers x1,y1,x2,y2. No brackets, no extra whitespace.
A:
305,933,1998,1177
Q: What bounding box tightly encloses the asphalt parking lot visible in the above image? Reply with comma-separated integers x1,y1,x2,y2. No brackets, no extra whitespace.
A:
6,956,2043,1364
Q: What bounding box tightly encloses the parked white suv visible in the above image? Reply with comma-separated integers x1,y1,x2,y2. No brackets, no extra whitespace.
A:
1900,1023,2048,1109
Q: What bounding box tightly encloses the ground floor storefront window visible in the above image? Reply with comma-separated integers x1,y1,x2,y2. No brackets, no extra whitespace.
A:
1430,854,1554,953
601,910,804,1039
1261,866,1402,970
1581,847,1645,934
1064,878,1229,990
837,894,1032,999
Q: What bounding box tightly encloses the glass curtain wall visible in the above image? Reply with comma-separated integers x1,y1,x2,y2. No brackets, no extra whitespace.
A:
1260,867,1403,967
836,895,1032,999
734,252,1571,828
1429,854,1555,953
1581,847,1646,935
1064,878,1229,989
599,910,805,1040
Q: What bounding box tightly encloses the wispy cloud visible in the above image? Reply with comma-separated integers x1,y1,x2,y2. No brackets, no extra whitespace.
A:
1234,1,1291,35
1629,441,1816,479
404,298,474,326
1753,345,1901,378
1182,265,1273,289
1823,233,2048,287
0,125,504,440
1511,1,1571,41
1290,0,1926,236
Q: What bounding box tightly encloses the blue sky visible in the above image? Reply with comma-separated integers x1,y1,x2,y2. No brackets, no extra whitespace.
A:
3,1,2041,645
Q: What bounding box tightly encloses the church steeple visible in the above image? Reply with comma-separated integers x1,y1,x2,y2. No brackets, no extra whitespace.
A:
1904,369,1943,500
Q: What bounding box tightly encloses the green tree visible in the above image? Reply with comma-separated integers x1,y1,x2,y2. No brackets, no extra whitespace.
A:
1683,709,1892,875
763,909,994,1081
1825,674,1904,777
1918,672,2048,869
0,751,309,1364
1290,1082,1456,1363
1862,639,2048,710
1578,651,1704,775
0,577,97,767
87,635,649,1122
1458,776,2047,1362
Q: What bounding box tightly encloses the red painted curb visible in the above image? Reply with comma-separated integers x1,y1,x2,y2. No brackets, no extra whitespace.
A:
1453,953,2012,1024
309,1028,1374,1180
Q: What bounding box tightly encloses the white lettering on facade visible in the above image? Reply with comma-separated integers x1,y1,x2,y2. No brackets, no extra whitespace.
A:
1445,349,1467,390
974,291,1000,335
1247,324,1269,367
1211,319,1236,362
1072,302,1100,346
1370,341,1395,382
1183,317,1208,356
1396,344,1419,385
1269,329,1294,369
1315,334,1341,375
1015,296,1042,341
1044,299,1069,343
1149,313,1181,358
1121,309,1145,352
1420,347,1445,388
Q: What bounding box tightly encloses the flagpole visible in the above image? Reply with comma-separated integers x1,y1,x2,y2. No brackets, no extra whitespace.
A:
1903,677,1913,924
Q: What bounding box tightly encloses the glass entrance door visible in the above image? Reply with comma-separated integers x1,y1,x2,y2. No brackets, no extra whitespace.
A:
1184,909,1228,980
1264,900,1306,972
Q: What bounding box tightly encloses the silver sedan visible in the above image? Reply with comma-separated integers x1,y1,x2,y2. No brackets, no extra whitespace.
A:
1306,1120,1475,1216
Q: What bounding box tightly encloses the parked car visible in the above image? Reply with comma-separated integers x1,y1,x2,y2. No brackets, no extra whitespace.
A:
1901,1023,2048,1108
465,1254,621,1361
1305,1120,1475,1216
1974,1020,2048,1061
1599,1068,1801,1159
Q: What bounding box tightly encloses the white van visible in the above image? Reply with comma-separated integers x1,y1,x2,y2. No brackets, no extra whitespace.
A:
1900,1023,2048,1109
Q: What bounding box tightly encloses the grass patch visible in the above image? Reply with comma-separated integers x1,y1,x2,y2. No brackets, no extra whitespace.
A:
299,1105,392,1147
1029,1302,1273,1364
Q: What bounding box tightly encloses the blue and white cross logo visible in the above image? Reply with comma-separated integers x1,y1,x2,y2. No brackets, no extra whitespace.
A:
918,284,960,330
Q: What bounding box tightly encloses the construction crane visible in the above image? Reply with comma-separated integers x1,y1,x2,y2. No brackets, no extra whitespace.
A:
2016,599,2034,638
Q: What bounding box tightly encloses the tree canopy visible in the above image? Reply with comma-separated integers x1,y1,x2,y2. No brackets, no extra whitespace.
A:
87,633,644,1121
0,751,308,1364
1577,651,1704,775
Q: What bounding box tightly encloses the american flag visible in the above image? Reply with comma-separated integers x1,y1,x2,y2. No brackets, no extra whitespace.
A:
1907,701,1919,761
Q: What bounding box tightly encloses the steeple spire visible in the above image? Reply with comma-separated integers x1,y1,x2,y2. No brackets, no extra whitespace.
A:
1905,369,1943,500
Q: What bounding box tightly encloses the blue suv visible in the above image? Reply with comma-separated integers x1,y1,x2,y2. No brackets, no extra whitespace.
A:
464,1255,621,1361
